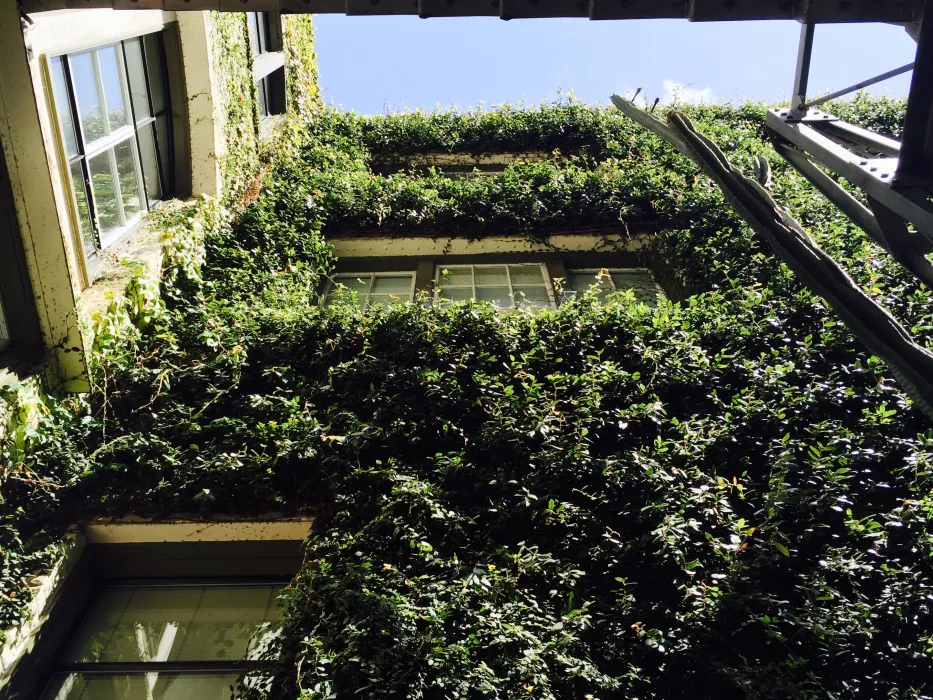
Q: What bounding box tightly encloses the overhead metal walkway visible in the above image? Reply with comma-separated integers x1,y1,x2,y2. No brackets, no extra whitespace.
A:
18,0,924,22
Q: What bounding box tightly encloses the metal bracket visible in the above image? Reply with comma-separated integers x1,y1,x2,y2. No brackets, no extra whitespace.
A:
767,108,933,244
772,107,840,124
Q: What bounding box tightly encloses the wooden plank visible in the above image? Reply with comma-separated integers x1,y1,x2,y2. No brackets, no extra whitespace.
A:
590,0,684,21
688,0,792,21
112,0,164,9
64,0,112,9
163,0,220,9
18,0,70,11
419,0,498,17
347,0,419,16
801,0,923,23
501,0,587,19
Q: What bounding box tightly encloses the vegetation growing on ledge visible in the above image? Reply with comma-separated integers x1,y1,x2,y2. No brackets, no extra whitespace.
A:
3,97,933,699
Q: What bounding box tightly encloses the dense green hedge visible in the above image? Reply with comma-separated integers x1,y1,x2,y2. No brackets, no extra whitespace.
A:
3,97,933,699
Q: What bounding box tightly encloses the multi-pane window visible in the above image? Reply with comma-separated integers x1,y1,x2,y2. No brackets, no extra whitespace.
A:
49,33,173,258
324,273,416,308
39,582,283,700
247,12,285,120
563,268,662,306
435,264,555,310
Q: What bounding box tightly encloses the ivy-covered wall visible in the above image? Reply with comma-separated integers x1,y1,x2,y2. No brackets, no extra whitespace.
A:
207,11,321,206
3,95,932,700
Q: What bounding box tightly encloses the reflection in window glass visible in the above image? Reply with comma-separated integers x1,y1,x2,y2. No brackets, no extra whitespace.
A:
0,290,10,350
40,585,283,700
98,45,130,132
137,123,162,203
49,32,174,264
436,264,553,309
564,269,662,306
41,672,241,700
70,52,104,143
88,151,119,236
49,57,78,158
69,161,95,257
122,38,151,122
325,273,415,308
66,586,282,663
144,34,166,114
114,138,143,222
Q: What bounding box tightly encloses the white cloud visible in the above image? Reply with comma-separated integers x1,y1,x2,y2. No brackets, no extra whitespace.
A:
662,80,714,105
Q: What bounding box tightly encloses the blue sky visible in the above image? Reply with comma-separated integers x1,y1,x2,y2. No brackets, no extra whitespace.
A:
313,17,917,114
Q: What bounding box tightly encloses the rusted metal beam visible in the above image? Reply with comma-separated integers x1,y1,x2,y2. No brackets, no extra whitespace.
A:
19,0,924,21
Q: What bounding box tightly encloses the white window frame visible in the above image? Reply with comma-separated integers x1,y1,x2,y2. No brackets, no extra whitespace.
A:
66,43,148,249
324,271,418,307
434,263,556,309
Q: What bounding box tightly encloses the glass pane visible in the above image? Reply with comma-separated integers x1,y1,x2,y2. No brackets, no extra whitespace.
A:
247,12,261,56
122,38,151,122
114,139,143,222
66,585,281,664
331,275,371,295
138,123,163,203
257,12,270,53
567,272,612,296
371,276,413,297
476,287,512,307
143,34,166,115
508,265,546,285
0,291,9,346
610,271,661,306
436,267,472,287
514,287,553,309
438,288,473,303
474,266,508,286
88,150,120,237
70,52,105,143
50,57,78,158
69,160,96,256
257,77,270,119
98,46,130,132
41,673,240,700
369,295,408,308
155,114,172,193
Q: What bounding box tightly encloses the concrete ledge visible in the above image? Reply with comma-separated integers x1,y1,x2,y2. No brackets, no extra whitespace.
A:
85,517,314,544
0,532,85,689
331,232,652,258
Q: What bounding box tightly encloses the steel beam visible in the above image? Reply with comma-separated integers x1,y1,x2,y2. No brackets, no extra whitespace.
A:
18,0,925,19
768,108,933,243
896,5,933,188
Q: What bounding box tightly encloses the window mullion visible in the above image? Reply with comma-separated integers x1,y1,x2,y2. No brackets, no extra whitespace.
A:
107,147,126,229
91,50,111,139
365,274,375,305
470,265,476,301
504,264,514,308
62,56,101,249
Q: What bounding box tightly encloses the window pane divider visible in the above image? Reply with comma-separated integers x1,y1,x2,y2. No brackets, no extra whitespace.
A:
84,127,136,160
